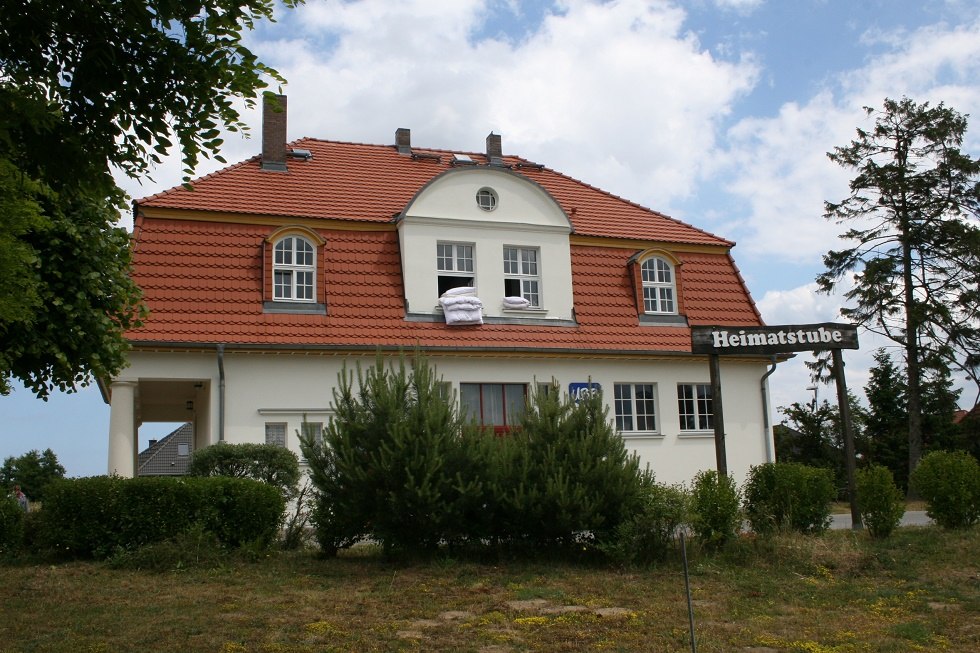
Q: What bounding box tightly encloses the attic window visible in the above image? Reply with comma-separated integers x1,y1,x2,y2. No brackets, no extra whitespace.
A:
476,188,498,212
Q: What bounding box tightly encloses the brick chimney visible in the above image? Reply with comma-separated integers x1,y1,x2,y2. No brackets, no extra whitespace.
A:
486,132,503,166
395,127,412,155
261,94,288,171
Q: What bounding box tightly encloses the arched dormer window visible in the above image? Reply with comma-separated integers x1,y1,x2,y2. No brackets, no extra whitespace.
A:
265,226,326,313
274,236,315,301
641,256,676,314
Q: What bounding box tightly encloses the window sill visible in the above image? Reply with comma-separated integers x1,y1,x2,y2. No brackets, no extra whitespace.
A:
678,431,715,438
620,432,663,439
263,301,327,315
501,306,547,315
639,313,688,326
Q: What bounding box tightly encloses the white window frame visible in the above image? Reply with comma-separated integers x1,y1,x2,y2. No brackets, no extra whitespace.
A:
437,241,475,295
273,236,316,302
265,422,287,448
503,246,541,307
613,383,659,435
677,383,713,432
641,256,676,314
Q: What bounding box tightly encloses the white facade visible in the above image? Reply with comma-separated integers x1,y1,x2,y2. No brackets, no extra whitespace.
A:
115,349,774,486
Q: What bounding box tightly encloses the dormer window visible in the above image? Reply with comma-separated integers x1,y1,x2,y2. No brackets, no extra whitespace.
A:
641,256,676,314
437,242,475,296
503,246,540,307
273,236,315,301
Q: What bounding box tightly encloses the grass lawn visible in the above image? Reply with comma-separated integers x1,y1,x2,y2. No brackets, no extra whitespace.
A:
1,527,977,652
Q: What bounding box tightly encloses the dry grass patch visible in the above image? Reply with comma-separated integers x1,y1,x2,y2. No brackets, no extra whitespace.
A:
1,527,977,652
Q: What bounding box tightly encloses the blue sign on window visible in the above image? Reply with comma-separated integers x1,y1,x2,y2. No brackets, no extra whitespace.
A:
569,382,602,402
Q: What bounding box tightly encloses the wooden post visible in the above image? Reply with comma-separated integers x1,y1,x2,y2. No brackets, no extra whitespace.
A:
832,349,862,530
709,353,728,477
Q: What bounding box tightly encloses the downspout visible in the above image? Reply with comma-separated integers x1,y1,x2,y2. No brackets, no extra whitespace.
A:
217,344,226,443
760,356,778,463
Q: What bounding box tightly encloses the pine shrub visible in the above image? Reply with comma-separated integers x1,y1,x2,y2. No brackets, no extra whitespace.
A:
856,464,905,539
301,354,481,555
911,450,980,529
499,383,646,549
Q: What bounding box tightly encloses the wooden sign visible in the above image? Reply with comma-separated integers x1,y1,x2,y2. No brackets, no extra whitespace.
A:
691,323,858,355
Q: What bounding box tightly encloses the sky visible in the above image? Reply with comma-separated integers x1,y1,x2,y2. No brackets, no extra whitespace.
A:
3,0,980,478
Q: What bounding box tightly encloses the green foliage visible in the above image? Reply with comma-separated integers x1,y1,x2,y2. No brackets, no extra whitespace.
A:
743,462,835,535
600,476,689,566
818,97,980,479
689,470,741,546
911,451,980,529
856,464,906,539
188,442,300,500
0,0,302,185
40,476,284,559
0,495,25,556
302,354,480,555
302,358,647,557
499,382,646,548
106,523,228,572
0,448,66,502
0,0,300,397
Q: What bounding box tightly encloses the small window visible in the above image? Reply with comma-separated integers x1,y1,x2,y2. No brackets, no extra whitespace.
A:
300,421,323,447
641,256,676,314
460,383,526,432
265,422,287,448
476,187,498,211
176,443,190,457
437,242,475,296
273,236,315,302
677,384,713,431
503,246,540,307
614,383,658,433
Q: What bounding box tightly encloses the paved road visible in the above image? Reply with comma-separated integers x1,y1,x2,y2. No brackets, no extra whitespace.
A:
830,510,931,530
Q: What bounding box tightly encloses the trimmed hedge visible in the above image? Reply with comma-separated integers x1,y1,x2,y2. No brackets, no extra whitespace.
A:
743,462,834,535
911,450,980,529
188,442,300,499
856,464,905,539
40,476,284,559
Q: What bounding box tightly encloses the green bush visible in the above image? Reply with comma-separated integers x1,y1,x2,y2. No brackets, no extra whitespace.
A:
498,383,646,549
911,451,980,529
188,442,300,499
743,462,834,535
600,476,688,565
0,495,25,556
856,464,905,539
302,357,647,557
302,354,481,555
690,470,741,546
40,476,284,559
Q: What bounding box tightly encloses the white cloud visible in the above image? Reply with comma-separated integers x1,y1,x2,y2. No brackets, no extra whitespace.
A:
241,0,759,212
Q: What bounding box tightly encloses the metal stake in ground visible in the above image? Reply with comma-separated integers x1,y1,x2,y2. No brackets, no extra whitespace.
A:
680,531,697,653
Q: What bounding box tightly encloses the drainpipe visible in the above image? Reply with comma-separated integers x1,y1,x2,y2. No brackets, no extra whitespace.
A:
760,356,778,463
217,344,226,443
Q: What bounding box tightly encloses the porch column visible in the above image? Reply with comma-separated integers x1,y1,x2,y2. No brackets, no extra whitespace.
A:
108,380,138,477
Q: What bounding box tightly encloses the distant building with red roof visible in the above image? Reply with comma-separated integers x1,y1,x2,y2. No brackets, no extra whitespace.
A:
103,96,776,484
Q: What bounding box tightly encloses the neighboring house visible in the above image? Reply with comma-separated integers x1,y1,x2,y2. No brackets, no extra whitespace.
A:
137,423,194,476
102,95,777,485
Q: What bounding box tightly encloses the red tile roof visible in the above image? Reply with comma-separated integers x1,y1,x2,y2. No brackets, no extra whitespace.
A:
128,219,762,354
139,139,731,246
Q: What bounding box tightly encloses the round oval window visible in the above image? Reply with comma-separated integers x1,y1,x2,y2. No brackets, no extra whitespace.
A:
476,188,498,211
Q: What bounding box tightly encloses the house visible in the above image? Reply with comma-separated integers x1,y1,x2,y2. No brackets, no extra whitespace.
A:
103,95,776,486
137,423,194,476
